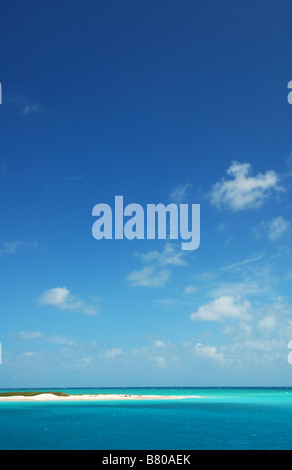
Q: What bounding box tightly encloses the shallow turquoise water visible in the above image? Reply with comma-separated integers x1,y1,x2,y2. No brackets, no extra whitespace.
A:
0,388,292,449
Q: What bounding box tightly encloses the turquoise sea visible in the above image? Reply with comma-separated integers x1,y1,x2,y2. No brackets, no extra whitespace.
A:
0,387,292,450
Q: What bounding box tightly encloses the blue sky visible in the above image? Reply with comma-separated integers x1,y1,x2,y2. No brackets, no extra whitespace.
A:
1,0,292,387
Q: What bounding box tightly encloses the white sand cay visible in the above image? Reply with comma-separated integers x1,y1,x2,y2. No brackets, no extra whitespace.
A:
0,393,202,402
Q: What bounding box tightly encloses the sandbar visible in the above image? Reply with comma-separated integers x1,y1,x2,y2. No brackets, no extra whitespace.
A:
0,393,201,402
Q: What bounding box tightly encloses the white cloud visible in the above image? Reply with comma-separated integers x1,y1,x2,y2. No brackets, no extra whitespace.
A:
153,298,190,310
40,287,70,306
253,216,290,241
18,330,76,345
154,340,166,348
76,356,93,369
129,340,178,370
192,342,224,363
128,243,187,288
19,331,44,340
190,295,251,322
257,315,277,335
217,223,227,232
5,94,42,116
22,103,41,115
139,243,187,267
48,334,76,346
213,281,265,298
38,287,98,315
169,182,192,203
127,265,171,287
65,175,84,184
0,241,25,255
22,352,36,358
99,348,123,359
0,240,38,256
267,217,290,240
208,161,282,211
222,322,253,340
184,285,197,295
154,356,168,368
222,253,264,271
243,339,284,352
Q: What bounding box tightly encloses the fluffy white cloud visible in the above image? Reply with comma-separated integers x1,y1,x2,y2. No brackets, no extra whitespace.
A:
257,315,277,335
208,161,282,211
40,287,70,306
192,342,224,363
190,295,251,322
38,287,98,315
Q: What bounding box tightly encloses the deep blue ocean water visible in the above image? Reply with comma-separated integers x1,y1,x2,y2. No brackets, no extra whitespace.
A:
0,387,292,450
